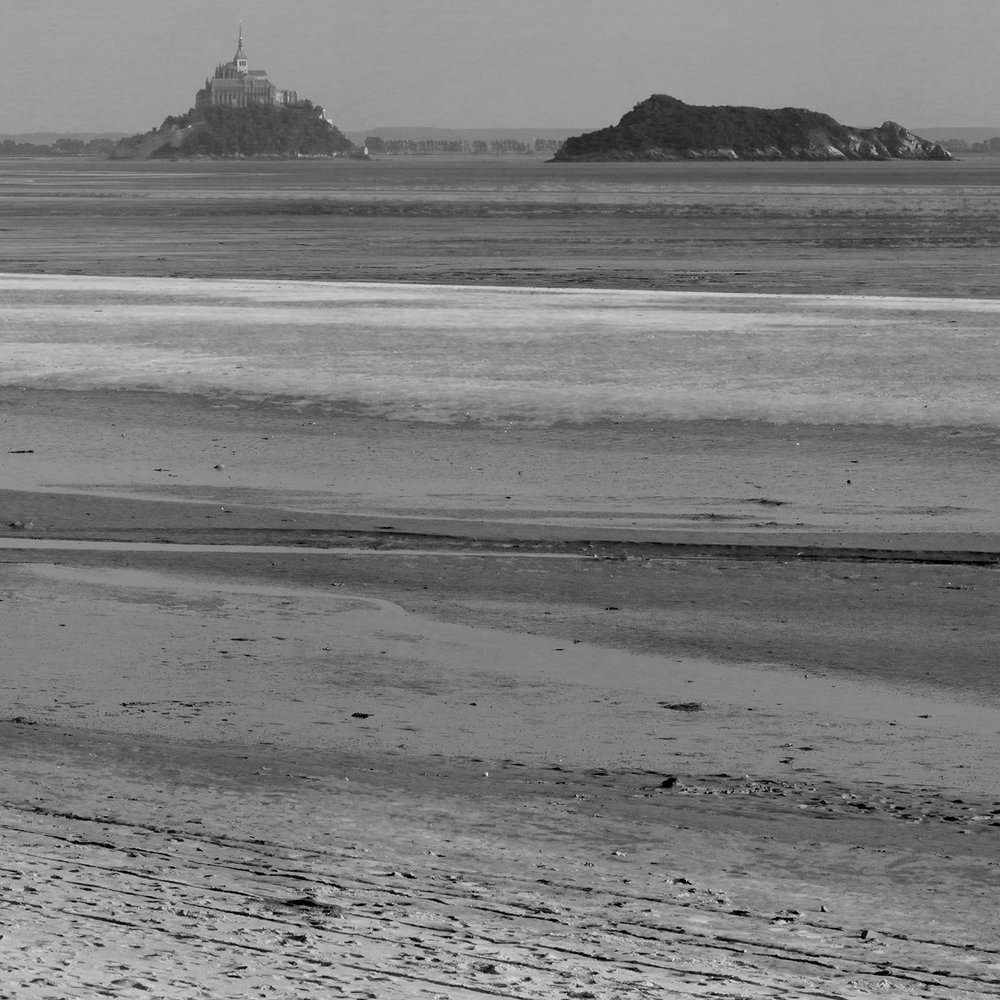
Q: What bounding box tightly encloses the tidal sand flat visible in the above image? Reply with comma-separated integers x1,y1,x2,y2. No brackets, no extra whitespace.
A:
2,157,999,296
2,160,1000,997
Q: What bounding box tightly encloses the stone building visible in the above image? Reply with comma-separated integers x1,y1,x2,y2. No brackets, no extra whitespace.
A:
195,27,298,110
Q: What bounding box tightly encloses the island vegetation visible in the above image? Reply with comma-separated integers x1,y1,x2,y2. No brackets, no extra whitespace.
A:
554,94,952,162
112,101,356,160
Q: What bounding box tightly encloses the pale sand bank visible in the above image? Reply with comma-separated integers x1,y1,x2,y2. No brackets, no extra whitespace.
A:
4,274,1000,429
9,270,1000,305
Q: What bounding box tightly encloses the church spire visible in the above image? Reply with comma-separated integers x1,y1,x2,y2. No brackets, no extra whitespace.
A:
234,22,248,74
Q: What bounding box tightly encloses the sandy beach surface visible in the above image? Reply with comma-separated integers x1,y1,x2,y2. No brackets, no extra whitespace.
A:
4,382,1000,998
3,159,1000,997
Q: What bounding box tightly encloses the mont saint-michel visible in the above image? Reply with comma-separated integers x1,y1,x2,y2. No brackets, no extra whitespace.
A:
194,26,299,111
113,28,354,159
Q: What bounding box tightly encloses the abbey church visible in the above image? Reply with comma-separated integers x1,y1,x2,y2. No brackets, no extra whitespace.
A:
195,27,298,110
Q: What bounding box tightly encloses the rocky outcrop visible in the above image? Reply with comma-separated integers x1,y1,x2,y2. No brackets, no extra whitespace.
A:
110,123,204,160
553,95,952,162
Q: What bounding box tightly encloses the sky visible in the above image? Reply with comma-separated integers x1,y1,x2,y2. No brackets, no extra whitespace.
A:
3,0,999,135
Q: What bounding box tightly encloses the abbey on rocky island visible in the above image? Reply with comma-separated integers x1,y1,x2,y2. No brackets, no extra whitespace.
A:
194,26,299,110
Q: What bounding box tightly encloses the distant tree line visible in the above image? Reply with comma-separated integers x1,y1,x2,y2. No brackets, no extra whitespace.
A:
364,136,562,155
938,137,1000,154
0,137,118,157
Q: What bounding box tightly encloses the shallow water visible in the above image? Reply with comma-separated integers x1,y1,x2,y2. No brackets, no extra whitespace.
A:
2,272,999,429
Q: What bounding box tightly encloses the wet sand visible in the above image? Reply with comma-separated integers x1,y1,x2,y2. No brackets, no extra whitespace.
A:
4,382,1000,997
2,159,1000,997
2,156,999,297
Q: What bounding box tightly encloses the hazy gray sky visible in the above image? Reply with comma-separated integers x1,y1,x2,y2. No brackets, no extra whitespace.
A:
3,0,998,134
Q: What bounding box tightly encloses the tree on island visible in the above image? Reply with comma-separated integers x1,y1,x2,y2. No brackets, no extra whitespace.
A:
113,102,356,160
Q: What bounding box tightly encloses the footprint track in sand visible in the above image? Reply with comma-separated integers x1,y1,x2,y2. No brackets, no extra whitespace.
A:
2,730,999,999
